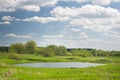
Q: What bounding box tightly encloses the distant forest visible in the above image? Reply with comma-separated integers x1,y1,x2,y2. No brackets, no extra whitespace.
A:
0,40,120,57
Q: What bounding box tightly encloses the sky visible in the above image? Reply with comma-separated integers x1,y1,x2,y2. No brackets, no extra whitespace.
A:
0,0,120,51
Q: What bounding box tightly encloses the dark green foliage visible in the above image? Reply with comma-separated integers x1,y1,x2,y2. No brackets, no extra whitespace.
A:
55,46,67,56
25,40,37,54
90,49,120,56
8,52,20,60
9,43,25,54
71,49,80,56
47,45,57,53
109,51,120,56
90,49,97,56
1,40,120,57
71,49,92,57
36,45,67,57
47,45,67,56
79,49,92,57
0,46,9,52
38,47,54,57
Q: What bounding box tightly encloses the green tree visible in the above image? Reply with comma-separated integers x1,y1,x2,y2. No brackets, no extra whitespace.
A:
90,49,97,56
55,46,67,56
25,40,37,54
9,43,25,54
47,45,57,54
71,49,92,57
97,50,108,56
79,49,92,57
46,45,67,56
38,47,54,57
71,49,79,56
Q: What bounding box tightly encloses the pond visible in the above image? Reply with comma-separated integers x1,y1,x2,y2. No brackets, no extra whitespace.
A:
15,62,105,68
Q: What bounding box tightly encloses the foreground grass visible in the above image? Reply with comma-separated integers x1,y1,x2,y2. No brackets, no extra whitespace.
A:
0,53,120,80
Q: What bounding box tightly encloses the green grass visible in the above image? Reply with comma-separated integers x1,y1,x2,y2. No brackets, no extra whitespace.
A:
0,53,120,80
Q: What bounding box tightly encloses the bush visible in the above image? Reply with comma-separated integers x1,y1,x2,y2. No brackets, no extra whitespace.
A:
8,53,21,60
37,47,55,57
9,43,25,54
25,40,37,54
71,49,92,57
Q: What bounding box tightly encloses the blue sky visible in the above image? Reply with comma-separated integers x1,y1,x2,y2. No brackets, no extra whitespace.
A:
0,0,120,51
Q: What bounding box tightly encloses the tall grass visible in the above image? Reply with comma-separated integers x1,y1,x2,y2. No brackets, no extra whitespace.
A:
0,53,120,80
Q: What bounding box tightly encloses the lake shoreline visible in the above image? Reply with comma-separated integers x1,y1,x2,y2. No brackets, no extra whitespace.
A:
14,62,105,68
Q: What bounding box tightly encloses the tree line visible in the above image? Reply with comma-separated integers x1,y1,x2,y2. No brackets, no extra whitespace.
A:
8,40,67,57
0,40,120,57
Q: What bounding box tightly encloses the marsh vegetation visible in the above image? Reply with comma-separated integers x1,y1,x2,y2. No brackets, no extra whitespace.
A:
0,41,120,80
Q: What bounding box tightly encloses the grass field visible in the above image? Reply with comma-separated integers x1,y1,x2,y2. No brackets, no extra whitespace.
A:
0,53,120,80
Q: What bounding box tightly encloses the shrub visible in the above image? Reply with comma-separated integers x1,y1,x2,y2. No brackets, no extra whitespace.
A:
8,53,21,60
38,47,55,57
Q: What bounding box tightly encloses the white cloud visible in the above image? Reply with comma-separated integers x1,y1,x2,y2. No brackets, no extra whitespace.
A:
22,5,40,12
23,16,58,23
0,21,10,25
79,5,119,18
5,33,32,39
0,0,119,12
40,32,105,49
79,32,89,39
0,0,58,12
51,6,80,17
103,31,120,39
83,25,112,32
56,16,70,21
23,15,70,23
1,16,15,21
51,5,120,18
91,0,120,5
40,0,58,6
114,0,120,2
0,0,22,12
92,0,112,5
69,5,120,32
70,17,120,32
104,39,120,50
70,28,80,32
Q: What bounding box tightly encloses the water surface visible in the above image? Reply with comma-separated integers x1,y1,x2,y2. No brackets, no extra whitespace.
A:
15,62,105,68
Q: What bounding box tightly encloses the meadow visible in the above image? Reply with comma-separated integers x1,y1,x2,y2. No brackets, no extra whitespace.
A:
0,53,120,80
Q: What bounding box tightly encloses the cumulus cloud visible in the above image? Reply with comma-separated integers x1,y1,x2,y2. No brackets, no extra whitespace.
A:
50,5,120,30
91,0,120,5
51,5,120,18
70,17,120,32
1,16,15,21
0,0,23,12
23,15,71,23
0,0,119,12
80,5,119,18
22,5,40,12
59,5,119,32
51,6,80,17
5,33,32,39
0,0,58,12
92,0,112,5
0,21,10,25
23,16,58,23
